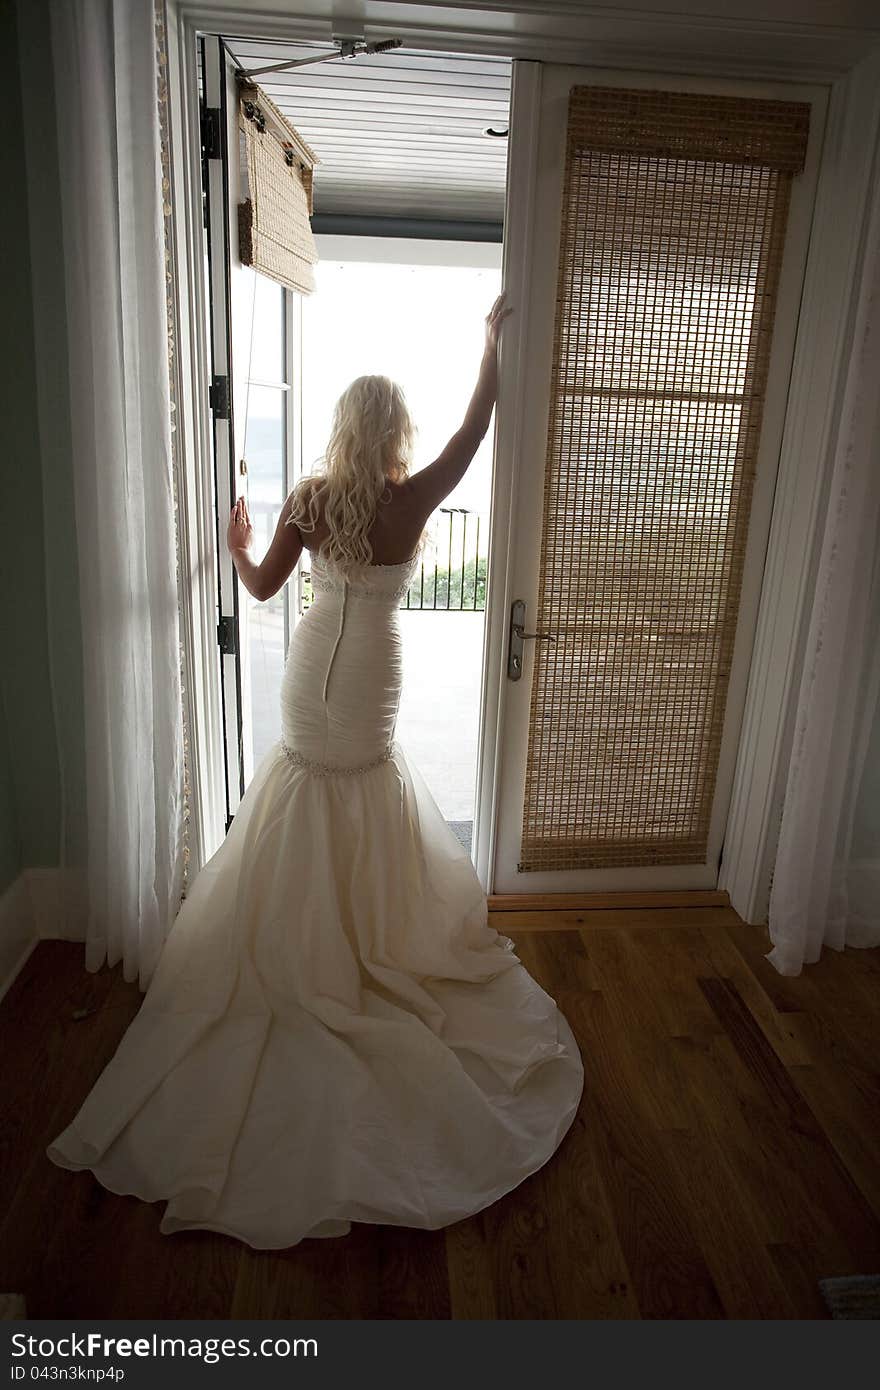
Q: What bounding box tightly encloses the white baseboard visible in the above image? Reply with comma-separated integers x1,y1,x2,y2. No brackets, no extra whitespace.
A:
0,867,87,1004
25,866,87,942
0,874,37,1005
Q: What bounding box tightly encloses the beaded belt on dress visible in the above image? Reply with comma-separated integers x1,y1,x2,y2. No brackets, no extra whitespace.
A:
280,740,397,777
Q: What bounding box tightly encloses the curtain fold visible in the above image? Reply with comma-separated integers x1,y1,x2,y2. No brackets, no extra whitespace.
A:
766,140,880,976
48,0,185,988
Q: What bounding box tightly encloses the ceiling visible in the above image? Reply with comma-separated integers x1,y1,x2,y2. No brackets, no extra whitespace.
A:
201,1,880,84
223,37,512,229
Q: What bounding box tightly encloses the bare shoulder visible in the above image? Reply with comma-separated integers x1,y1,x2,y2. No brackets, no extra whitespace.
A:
278,488,299,530
290,474,322,499
403,446,469,518
388,475,419,507
285,474,321,511
399,467,438,519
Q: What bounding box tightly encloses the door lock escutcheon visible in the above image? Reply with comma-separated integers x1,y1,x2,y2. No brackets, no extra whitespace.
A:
508,600,556,681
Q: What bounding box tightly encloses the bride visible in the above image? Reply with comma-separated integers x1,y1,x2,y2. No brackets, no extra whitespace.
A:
46,295,584,1250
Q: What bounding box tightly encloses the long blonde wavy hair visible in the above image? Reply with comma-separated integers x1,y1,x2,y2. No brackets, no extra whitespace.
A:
285,375,428,571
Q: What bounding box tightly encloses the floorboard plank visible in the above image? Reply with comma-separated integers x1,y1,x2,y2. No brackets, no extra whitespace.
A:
3,923,878,1320
490,932,639,1319
699,975,880,1272
561,931,725,1318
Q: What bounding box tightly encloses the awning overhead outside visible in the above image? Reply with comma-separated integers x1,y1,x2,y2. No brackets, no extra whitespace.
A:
224,38,512,236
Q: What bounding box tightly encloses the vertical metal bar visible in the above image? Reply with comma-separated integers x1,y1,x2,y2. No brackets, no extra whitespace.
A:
474,514,480,610
446,509,452,610
460,510,467,609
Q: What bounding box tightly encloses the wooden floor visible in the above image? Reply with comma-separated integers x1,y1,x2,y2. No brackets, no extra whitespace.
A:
1,908,878,1319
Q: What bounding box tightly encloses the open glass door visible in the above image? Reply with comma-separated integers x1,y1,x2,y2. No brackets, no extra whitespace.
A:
201,34,299,827
490,62,823,895
201,33,248,826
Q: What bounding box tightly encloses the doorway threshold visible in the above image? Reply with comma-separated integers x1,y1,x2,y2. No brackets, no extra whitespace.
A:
488,889,731,912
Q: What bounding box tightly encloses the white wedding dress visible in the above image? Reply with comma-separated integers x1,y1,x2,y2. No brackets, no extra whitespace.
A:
47,550,584,1249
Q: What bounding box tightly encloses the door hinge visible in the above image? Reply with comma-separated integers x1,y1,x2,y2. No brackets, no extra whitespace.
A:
209,375,230,419
201,105,222,160
217,616,237,655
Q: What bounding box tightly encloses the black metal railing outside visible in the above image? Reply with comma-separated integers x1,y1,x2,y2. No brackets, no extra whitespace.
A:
296,507,488,613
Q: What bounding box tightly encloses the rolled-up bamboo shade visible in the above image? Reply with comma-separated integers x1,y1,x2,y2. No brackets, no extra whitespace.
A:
237,81,319,296
519,85,810,873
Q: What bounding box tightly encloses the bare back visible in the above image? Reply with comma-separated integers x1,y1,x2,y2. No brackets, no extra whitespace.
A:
295,477,432,567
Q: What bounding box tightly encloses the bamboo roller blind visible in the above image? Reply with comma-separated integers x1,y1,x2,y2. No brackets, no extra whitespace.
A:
237,81,319,296
519,86,810,873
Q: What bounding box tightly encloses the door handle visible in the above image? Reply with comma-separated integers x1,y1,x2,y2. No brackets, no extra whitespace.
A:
508,600,556,681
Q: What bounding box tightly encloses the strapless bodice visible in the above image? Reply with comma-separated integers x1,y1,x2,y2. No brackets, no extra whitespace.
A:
280,550,420,770
307,551,419,605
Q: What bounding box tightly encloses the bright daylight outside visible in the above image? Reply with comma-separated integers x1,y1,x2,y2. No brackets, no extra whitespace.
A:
243,248,502,851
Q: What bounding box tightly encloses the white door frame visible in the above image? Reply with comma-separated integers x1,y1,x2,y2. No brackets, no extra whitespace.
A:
165,2,880,924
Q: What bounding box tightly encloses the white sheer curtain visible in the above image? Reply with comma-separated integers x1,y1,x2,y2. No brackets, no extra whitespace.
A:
48,0,185,988
767,150,880,976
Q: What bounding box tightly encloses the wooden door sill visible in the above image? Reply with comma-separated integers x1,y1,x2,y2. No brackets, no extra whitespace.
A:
487,889,729,912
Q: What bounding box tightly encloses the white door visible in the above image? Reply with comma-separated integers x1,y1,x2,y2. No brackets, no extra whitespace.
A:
488,62,824,895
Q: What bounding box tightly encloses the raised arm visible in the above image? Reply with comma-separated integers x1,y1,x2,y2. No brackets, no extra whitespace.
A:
407,294,512,518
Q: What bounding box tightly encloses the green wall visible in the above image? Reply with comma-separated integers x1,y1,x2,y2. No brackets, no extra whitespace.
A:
0,703,19,891
0,0,84,895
